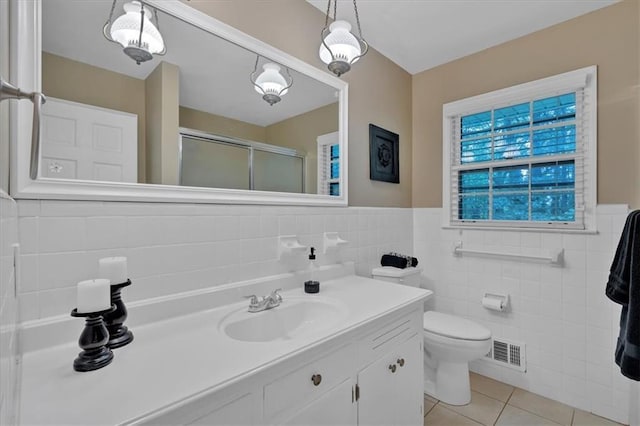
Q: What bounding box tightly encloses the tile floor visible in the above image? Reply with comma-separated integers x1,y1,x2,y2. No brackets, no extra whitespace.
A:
423,373,624,426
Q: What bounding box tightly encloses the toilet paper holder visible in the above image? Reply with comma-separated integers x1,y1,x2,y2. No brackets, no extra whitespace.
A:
482,293,509,312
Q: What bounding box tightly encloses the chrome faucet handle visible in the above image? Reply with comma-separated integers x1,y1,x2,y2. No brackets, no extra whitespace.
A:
243,294,260,307
269,288,283,303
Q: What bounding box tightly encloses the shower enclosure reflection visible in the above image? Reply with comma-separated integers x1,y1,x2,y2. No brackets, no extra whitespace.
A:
179,129,305,194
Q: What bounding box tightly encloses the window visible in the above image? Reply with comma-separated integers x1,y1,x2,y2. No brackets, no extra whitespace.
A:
443,67,597,231
318,132,340,196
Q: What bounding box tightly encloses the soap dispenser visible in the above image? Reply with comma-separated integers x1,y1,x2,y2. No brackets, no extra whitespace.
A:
304,247,319,293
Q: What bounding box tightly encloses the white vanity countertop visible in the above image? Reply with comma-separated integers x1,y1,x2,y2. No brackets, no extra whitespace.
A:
19,275,431,425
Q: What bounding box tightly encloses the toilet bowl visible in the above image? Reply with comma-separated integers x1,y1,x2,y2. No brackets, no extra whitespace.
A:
422,311,491,405
371,266,492,406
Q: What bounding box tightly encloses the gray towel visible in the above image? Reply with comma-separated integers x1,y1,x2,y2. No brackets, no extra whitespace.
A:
606,210,640,381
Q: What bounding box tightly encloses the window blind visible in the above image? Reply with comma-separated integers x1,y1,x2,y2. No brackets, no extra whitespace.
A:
447,84,594,230
318,143,330,195
318,142,340,196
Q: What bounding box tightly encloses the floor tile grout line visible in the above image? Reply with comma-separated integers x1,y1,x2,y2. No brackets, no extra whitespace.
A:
440,390,508,426
505,402,566,426
469,374,516,404
472,387,513,404
506,388,572,426
437,404,484,425
424,399,438,417
467,374,623,426
437,374,624,426
493,400,508,426
504,387,515,405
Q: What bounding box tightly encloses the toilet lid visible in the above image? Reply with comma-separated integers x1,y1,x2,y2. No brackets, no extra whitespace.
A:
371,266,423,278
423,311,491,341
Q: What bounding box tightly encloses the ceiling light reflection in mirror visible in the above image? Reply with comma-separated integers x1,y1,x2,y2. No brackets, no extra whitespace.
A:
40,0,341,196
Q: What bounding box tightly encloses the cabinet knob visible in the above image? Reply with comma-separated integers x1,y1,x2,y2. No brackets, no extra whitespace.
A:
311,374,322,386
388,364,397,373
397,358,405,367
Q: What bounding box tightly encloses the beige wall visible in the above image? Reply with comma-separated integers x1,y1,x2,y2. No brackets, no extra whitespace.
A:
145,61,180,185
412,0,640,209
184,0,413,207
41,52,147,182
179,106,267,142
266,102,339,194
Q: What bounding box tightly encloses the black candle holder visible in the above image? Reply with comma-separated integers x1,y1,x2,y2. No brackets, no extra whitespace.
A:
103,279,134,349
70,305,116,372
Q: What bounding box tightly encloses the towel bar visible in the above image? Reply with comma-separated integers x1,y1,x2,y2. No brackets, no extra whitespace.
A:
1,77,46,180
453,241,564,266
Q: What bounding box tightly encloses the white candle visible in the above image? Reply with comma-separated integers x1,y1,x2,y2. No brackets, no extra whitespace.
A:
99,257,128,285
76,279,111,314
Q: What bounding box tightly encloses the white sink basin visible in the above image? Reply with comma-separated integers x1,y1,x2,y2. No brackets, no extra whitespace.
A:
220,296,348,342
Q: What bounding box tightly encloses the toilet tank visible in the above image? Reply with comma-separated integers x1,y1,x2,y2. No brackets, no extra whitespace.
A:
371,266,423,287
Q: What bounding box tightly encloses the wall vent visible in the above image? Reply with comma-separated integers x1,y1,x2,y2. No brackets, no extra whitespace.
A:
484,338,526,372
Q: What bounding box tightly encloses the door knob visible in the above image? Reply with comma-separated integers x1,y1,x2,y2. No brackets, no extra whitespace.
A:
397,358,405,367
311,374,322,386
388,364,397,373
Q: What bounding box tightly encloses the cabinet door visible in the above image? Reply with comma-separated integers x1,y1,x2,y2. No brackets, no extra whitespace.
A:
357,352,398,426
394,335,424,425
282,379,356,426
357,334,424,426
264,343,355,421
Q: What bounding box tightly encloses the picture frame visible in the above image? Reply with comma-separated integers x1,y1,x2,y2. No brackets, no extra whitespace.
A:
369,124,399,183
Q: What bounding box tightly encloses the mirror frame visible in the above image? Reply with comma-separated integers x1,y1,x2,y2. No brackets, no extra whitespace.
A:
9,0,349,206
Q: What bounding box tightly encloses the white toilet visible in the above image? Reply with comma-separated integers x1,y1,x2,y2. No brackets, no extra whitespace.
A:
371,266,492,406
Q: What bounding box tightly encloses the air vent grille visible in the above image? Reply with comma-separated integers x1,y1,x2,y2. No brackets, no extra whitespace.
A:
484,338,526,372
493,340,509,363
510,345,521,367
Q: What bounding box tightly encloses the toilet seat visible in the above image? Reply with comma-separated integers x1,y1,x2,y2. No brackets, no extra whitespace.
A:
423,311,491,341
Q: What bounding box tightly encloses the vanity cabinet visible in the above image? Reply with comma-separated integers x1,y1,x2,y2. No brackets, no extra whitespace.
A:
274,310,423,426
18,271,432,426
138,307,424,426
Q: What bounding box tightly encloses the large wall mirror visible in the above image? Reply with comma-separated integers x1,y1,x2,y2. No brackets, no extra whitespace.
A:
10,0,348,205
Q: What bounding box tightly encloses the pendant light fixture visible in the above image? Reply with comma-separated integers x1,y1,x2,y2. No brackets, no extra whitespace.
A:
103,0,166,65
319,0,368,77
250,56,293,106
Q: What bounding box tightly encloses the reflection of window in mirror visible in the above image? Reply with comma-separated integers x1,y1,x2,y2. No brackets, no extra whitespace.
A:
317,132,340,196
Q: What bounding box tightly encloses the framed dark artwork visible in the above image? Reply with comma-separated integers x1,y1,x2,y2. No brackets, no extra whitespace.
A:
369,124,399,183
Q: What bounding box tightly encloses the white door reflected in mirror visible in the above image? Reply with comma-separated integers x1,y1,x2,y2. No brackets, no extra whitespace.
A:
41,98,137,182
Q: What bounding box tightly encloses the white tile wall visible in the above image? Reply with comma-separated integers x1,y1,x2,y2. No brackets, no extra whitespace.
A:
16,201,413,322
0,191,19,425
14,199,634,424
413,206,633,424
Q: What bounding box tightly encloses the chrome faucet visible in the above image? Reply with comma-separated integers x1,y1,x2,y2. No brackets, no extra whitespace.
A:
245,288,283,312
